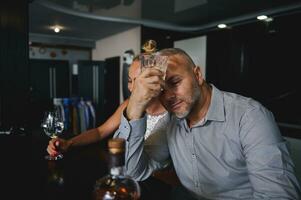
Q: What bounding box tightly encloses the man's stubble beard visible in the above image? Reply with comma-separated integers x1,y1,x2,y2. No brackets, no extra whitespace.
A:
174,83,201,119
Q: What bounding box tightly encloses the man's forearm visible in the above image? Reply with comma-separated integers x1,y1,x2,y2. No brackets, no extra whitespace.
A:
114,114,165,181
126,97,146,120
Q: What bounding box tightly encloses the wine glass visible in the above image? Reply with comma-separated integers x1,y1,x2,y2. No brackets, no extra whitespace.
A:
41,109,64,160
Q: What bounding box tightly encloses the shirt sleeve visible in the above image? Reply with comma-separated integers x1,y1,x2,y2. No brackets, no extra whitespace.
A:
240,106,301,199
113,112,169,181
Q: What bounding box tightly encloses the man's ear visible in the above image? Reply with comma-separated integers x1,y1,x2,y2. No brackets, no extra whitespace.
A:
193,66,204,85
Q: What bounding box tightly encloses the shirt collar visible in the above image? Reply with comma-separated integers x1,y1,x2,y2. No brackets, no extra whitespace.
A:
206,84,225,122
176,84,225,129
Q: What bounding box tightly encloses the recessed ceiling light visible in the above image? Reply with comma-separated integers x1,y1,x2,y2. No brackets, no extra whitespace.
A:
257,15,268,20
54,27,60,33
217,24,227,29
50,25,63,33
264,17,273,22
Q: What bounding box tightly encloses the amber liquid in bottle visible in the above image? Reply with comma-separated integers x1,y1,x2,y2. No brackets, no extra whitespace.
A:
93,138,140,200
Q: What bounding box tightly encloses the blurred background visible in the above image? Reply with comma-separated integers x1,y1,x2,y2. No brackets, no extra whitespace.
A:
1,0,301,190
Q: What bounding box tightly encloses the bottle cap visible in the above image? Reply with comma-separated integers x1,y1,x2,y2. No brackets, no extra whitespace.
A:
108,138,125,154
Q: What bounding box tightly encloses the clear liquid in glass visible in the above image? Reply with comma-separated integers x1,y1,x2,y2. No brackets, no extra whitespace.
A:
41,110,64,160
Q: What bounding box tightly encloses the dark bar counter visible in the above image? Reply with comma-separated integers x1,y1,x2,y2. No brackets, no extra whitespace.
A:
0,130,106,200
0,129,176,200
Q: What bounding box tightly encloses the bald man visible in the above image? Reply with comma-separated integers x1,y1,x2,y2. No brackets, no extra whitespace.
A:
115,48,300,199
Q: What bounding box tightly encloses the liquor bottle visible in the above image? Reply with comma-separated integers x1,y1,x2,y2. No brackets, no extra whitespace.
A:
93,138,141,200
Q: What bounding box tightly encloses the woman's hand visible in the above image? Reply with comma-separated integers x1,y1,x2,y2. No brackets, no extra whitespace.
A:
47,137,71,156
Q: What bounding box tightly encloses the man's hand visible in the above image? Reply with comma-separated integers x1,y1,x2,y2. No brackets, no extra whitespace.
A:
126,68,164,120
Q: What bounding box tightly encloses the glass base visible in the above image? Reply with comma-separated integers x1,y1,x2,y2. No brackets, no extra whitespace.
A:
45,153,63,161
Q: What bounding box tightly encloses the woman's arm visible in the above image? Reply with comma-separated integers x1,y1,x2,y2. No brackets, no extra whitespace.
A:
47,99,129,155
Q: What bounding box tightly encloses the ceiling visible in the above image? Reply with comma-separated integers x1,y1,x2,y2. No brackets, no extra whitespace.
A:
29,0,301,48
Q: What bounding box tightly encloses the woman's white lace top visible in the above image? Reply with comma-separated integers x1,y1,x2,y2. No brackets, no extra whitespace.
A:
145,112,168,139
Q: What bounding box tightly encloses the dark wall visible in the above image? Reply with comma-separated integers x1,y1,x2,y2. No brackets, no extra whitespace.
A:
206,13,301,138
141,26,198,50
0,2,29,129
0,3,33,199
141,13,301,138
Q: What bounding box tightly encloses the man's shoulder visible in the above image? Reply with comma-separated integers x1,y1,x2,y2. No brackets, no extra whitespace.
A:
223,90,266,113
218,92,272,125
211,85,266,115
